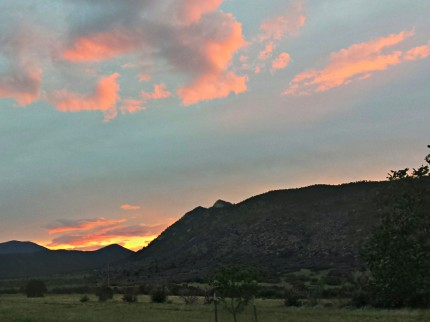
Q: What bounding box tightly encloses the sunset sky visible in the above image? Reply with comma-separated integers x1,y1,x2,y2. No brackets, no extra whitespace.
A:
1,0,429,251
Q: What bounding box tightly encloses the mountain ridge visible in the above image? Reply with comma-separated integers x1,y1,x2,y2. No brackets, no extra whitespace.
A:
122,180,430,282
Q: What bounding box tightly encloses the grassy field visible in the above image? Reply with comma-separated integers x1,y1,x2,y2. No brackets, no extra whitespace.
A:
1,294,429,322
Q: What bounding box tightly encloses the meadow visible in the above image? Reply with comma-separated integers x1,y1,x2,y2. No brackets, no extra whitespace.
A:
1,294,429,322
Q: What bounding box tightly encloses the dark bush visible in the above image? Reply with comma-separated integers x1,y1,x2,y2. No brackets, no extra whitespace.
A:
122,287,138,303
306,286,322,307
284,288,302,307
179,290,198,305
80,295,90,303
96,286,113,302
25,280,47,298
139,284,150,295
203,288,215,304
151,287,168,303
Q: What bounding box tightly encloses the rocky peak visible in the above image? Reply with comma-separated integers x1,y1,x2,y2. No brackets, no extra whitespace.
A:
212,199,233,208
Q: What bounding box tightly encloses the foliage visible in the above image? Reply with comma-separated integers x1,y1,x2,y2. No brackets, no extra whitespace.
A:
178,286,199,305
362,147,430,308
96,286,113,302
122,287,138,303
151,287,168,303
80,295,89,303
211,266,259,322
284,287,303,307
24,280,47,298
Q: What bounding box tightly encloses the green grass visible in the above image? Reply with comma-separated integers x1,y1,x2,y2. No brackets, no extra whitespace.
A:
1,294,429,322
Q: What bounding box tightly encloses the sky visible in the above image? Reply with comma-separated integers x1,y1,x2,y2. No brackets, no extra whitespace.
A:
1,0,429,251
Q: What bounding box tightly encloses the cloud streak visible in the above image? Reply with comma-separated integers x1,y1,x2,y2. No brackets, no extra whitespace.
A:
283,31,429,96
46,218,126,235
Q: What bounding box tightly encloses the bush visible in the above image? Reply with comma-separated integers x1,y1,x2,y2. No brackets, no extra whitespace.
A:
284,288,302,307
178,288,199,305
306,286,322,307
25,280,47,298
122,287,138,303
96,286,113,302
80,295,90,303
151,287,168,303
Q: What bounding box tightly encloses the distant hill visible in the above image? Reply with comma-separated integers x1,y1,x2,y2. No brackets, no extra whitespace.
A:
0,241,48,255
0,244,134,279
126,179,430,282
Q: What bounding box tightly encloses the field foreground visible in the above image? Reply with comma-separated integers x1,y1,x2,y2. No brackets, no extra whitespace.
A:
1,295,429,322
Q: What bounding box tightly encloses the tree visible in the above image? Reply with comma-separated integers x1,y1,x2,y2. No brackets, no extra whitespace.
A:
362,146,430,308
25,280,47,298
96,285,113,302
211,266,259,322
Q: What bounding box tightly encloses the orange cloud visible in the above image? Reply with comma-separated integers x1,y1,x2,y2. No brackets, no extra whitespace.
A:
178,72,248,106
121,204,141,211
120,99,146,115
177,15,248,105
0,66,42,106
63,29,137,62
258,42,275,60
46,224,167,251
172,0,224,25
49,73,120,121
142,84,172,100
284,31,417,96
46,218,126,235
403,40,430,61
272,52,291,70
259,0,306,42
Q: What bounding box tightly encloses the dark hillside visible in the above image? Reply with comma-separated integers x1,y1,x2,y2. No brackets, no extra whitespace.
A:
128,180,430,281
0,241,48,255
0,244,134,279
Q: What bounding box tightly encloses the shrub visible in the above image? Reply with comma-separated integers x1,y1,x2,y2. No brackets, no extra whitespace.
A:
80,295,90,303
25,280,47,298
151,287,168,303
306,286,322,307
284,288,302,307
179,288,199,305
96,286,113,302
122,287,138,303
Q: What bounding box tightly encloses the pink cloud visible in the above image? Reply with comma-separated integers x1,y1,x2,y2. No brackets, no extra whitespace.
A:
258,0,306,42
177,14,248,105
0,65,42,106
258,42,275,60
46,218,126,235
254,66,262,74
178,72,248,106
0,1,249,113
121,204,141,211
142,84,172,100
62,29,137,62
120,99,146,115
171,0,224,25
284,31,416,96
403,40,430,61
272,52,291,70
49,73,120,121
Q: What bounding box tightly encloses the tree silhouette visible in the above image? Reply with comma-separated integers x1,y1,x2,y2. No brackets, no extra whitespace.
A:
362,146,430,307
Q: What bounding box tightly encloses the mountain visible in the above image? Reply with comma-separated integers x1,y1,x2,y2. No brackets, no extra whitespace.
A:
127,179,430,282
0,244,134,279
0,241,48,254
